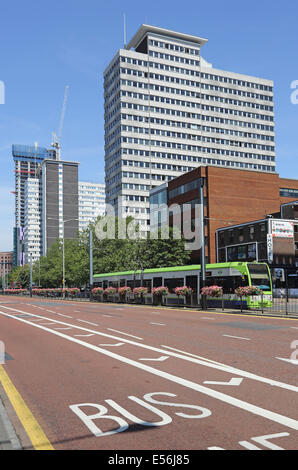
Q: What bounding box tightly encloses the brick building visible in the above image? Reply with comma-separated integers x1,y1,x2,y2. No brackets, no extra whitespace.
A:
0,252,13,286
151,166,298,265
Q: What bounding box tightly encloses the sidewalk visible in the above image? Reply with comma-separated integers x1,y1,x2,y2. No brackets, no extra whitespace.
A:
0,395,22,450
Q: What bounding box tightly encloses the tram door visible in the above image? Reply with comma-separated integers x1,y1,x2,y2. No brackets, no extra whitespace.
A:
186,275,198,305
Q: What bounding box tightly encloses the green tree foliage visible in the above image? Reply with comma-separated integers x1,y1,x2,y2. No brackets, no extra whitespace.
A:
32,216,192,287
8,265,30,288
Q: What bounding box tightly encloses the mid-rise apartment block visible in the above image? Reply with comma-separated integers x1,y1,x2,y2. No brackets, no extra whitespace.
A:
78,182,106,231
104,24,275,234
24,178,41,264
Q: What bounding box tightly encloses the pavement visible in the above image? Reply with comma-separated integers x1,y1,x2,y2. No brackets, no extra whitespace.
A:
0,394,21,450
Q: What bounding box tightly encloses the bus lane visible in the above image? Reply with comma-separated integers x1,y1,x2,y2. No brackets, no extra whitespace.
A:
0,308,297,450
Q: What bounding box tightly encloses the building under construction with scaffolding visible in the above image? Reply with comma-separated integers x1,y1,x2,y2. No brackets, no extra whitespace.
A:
12,144,79,267
12,144,56,266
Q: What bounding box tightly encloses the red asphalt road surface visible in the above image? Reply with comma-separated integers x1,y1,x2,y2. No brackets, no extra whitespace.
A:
0,295,297,450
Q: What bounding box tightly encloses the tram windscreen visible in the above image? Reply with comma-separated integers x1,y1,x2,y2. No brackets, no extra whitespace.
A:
247,264,271,290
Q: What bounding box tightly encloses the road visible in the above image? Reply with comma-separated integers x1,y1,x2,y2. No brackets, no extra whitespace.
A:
0,295,297,451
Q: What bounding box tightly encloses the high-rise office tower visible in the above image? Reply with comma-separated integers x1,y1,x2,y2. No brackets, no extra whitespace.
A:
41,159,79,256
78,182,106,231
12,144,56,266
104,25,275,235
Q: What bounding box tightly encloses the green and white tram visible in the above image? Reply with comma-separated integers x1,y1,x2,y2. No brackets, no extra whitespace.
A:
93,262,272,309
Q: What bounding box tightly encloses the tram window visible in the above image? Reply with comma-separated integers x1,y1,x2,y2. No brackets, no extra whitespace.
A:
153,277,163,287
206,276,245,293
120,279,126,287
164,278,184,293
127,280,134,289
186,275,198,293
103,281,108,289
143,279,152,292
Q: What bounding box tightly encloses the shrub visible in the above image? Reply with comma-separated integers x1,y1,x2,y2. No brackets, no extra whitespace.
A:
133,287,148,297
201,286,223,297
118,286,131,296
104,287,117,296
174,286,193,296
152,286,169,296
92,287,104,295
235,286,262,297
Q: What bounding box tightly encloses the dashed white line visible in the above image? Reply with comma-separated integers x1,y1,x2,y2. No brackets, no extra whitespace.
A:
150,322,165,326
74,334,95,337
107,328,143,340
53,327,72,330
55,313,72,318
77,319,98,326
223,334,251,341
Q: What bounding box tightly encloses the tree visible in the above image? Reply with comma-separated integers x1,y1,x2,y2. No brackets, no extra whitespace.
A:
8,265,30,288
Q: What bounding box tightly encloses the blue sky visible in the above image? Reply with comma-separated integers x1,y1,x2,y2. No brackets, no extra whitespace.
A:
0,0,297,251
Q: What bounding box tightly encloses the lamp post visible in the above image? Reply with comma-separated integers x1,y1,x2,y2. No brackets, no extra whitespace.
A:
29,253,33,297
89,228,93,301
199,178,207,310
48,217,78,297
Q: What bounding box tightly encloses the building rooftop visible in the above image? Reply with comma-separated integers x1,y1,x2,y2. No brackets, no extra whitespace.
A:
126,24,208,50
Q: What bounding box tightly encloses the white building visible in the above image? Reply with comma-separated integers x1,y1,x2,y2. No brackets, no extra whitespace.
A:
104,24,275,235
24,178,41,264
78,182,106,231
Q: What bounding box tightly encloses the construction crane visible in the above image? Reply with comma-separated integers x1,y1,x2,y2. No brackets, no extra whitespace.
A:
51,85,70,160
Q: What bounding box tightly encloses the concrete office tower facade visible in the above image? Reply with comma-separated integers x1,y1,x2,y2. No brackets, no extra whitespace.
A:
104,24,275,235
24,178,41,264
12,144,56,266
41,159,79,256
78,182,106,231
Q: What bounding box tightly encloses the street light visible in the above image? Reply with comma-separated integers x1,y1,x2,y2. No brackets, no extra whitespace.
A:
48,217,78,296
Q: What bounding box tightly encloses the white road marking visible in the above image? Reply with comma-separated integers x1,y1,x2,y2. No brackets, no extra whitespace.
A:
107,329,143,340
54,327,72,330
161,345,298,393
40,322,58,326
251,432,290,450
103,315,112,318
150,322,165,326
290,327,298,330
276,357,298,365
99,342,125,347
223,334,251,341
55,313,72,318
139,356,169,362
1,305,297,394
203,378,244,386
74,334,95,337
1,309,298,431
202,317,216,321
77,319,98,326
46,310,57,314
